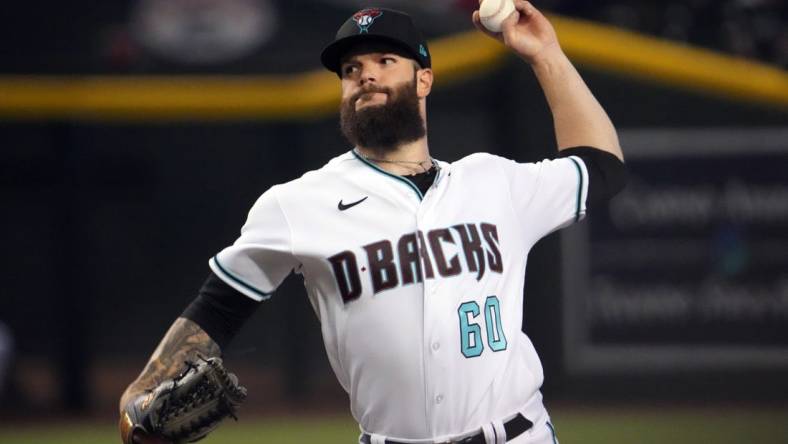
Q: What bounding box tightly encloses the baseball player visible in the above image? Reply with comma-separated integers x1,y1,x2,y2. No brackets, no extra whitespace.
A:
120,2,626,443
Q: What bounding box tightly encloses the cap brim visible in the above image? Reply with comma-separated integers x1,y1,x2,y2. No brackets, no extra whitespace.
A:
320,34,421,75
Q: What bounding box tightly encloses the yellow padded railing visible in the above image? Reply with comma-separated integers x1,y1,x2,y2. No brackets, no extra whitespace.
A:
0,15,785,121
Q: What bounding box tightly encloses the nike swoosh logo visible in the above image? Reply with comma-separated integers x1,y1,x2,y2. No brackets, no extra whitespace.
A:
338,196,368,211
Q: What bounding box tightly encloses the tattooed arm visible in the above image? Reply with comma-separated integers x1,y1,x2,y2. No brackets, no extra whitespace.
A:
120,272,260,443
119,318,220,443
119,317,220,413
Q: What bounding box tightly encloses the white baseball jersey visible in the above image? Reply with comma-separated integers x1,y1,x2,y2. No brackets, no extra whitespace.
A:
210,149,588,441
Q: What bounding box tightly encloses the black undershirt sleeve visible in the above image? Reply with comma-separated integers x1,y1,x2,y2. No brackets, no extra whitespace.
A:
557,146,627,208
181,271,261,350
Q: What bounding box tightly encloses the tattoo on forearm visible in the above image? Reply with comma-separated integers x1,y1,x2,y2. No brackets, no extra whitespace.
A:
120,317,220,411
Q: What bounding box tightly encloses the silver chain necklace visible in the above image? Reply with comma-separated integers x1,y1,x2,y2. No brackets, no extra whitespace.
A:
356,149,438,174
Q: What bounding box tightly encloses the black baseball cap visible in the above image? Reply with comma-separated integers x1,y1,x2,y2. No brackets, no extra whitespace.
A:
321,8,431,76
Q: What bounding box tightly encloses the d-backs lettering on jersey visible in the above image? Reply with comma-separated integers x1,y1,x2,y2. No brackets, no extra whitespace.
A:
329,223,503,302
209,151,590,439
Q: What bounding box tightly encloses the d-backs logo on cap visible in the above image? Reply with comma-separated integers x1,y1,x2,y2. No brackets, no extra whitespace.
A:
353,9,383,34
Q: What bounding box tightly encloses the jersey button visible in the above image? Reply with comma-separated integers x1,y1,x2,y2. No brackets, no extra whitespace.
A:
435,394,444,404
432,342,441,351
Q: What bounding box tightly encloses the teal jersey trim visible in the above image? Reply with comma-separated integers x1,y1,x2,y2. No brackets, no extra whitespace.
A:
568,157,584,222
546,421,559,444
212,255,273,300
351,150,424,200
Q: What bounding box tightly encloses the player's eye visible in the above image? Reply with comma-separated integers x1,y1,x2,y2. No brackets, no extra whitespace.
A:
342,65,359,76
381,57,396,65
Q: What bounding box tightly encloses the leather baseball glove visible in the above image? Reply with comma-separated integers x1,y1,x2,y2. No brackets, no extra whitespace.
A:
120,356,247,444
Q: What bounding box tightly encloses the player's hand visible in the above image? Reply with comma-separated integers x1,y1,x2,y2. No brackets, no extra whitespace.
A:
472,0,561,65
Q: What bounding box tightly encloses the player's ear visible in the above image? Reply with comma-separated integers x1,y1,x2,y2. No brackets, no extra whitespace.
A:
416,67,433,99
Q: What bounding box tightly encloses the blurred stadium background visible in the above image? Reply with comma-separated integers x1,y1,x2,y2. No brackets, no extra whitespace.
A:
1,0,787,443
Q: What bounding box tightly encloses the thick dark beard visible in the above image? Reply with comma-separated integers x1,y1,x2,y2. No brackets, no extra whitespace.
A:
340,76,426,153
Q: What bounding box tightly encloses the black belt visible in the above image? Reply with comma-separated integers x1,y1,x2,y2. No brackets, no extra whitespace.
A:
360,413,532,444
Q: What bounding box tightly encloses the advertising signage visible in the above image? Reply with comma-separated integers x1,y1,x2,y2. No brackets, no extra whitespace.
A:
562,127,788,374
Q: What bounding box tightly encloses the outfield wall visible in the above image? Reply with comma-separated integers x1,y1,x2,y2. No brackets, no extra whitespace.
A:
1,1,786,414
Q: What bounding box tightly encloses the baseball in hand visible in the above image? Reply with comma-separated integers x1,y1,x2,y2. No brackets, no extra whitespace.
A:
479,0,516,33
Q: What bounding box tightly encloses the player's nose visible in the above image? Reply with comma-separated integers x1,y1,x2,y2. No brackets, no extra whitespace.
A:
358,63,379,86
